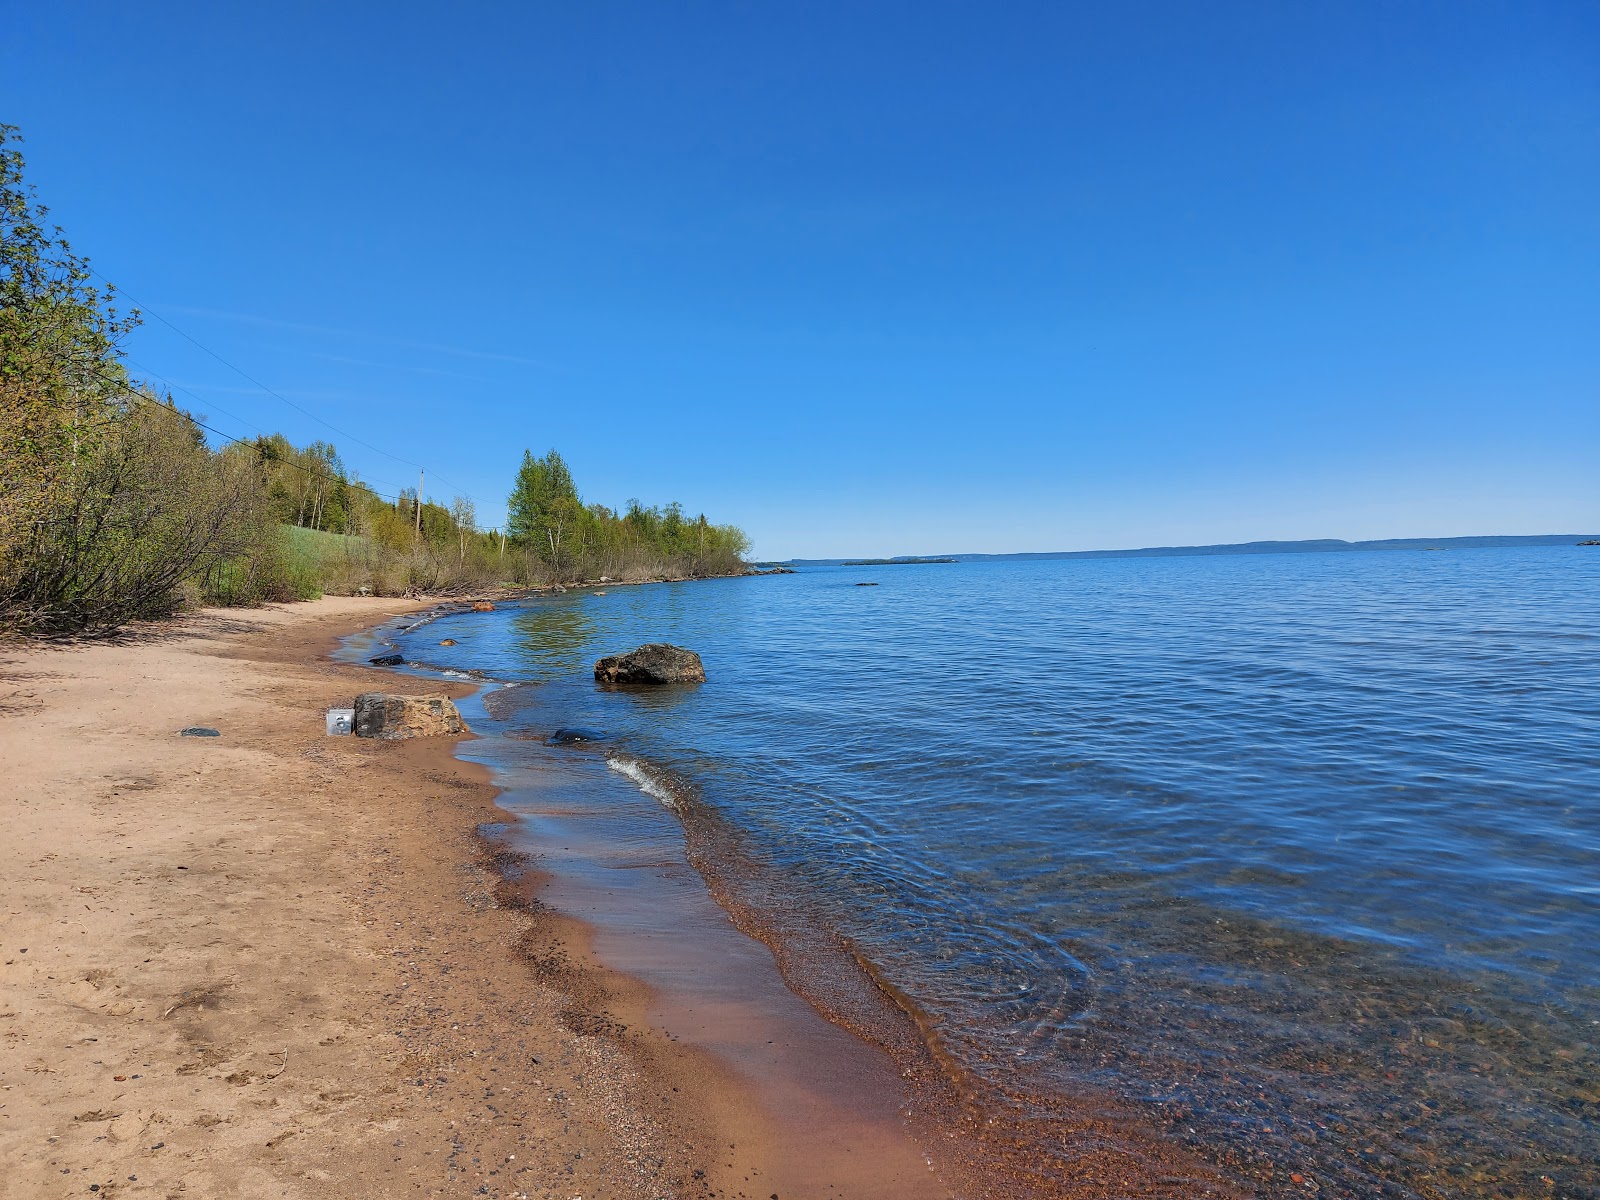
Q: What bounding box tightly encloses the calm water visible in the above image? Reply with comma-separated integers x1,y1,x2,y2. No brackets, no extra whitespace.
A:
381,547,1600,1198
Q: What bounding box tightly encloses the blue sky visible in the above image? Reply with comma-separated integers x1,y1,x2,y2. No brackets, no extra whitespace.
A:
5,2,1596,558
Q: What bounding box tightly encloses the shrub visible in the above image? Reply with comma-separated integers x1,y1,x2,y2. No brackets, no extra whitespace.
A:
1,399,278,636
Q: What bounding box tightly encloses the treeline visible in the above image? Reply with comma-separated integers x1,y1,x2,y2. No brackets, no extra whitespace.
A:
0,124,751,638
246,441,752,598
253,437,750,589
507,448,750,584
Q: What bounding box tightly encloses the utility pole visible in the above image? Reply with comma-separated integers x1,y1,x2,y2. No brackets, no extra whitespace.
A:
414,468,424,543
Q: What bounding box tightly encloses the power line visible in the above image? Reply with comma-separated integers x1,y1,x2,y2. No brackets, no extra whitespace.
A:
90,269,491,508
122,356,411,496
124,356,267,438
91,268,428,470
86,365,408,506
168,408,404,505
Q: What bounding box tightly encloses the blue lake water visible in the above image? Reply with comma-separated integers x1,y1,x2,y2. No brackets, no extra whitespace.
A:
381,547,1600,1198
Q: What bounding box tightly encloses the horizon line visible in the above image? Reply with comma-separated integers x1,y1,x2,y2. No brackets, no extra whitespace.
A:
777,532,1600,563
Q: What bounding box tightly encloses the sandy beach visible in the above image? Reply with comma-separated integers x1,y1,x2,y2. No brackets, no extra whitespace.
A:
0,597,900,1200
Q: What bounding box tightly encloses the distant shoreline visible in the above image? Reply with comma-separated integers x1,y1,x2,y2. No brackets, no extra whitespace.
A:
840,556,959,566
792,533,1598,566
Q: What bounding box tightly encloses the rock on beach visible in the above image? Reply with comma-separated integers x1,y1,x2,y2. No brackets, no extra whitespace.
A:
593,644,706,685
354,692,470,739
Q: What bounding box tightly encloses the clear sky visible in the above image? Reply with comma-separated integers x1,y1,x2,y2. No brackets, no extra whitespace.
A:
5,2,1596,558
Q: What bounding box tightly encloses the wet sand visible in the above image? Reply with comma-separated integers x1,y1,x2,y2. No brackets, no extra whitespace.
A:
0,598,950,1198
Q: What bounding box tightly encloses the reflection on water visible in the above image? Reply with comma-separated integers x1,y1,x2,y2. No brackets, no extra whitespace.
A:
391,550,1600,1199
506,602,597,676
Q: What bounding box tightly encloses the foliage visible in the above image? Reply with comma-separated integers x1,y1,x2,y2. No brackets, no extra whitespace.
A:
252,434,352,532
507,449,581,575
505,449,750,584
0,124,136,394
2,399,280,635
0,124,296,635
0,121,751,636
0,124,135,606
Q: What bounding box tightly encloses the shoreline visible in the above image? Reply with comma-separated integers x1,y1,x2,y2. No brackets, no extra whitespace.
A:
0,598,819,1198
356,605,965,1198
585,755,1246,1200
386,594,1245,1200
2,591,1240,1199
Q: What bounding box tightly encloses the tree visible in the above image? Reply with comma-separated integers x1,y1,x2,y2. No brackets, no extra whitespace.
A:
0,123,137,397
301,440,344,532
508,449,582,578
450,496,476,563
1,123,145,622
500,449,752,583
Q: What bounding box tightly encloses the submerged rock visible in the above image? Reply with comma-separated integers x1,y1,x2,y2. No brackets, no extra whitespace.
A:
369,652,404,666
472,601,496,612
354,693,470,740
593,643,706,686
439,638,458,646
549,727,606,744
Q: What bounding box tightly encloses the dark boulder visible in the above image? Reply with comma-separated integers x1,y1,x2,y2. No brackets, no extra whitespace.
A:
549,727,606,744
369,652,404,666
593,643,706,686
180,727,220,737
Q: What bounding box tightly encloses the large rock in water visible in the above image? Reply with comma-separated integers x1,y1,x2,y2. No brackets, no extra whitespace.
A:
593,643,706,685
354,693,470,739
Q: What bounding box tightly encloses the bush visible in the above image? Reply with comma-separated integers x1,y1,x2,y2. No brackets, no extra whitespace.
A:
1,400,278,636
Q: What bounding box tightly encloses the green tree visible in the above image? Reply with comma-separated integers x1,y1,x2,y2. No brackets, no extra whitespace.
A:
508,448,582,577
1,125,137,377
502,450,751,583
1,122,145,622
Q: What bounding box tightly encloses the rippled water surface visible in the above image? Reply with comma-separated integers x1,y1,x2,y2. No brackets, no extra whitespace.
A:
388,548,1600,1197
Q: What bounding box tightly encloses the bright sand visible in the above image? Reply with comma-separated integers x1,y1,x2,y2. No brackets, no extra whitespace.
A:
0,598,947,1199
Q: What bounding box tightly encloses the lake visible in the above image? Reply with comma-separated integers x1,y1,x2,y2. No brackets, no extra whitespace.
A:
371,546,1600,1198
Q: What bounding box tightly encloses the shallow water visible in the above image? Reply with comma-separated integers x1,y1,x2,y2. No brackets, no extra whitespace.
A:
380,547,1600,1198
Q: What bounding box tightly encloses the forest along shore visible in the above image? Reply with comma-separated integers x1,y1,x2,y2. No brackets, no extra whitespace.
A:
0,597,847,1200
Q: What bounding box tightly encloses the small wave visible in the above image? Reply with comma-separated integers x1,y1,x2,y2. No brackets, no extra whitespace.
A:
608,756,683,812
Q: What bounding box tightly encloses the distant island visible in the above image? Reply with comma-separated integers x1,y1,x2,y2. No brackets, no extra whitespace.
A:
793,534,1599,567
841,556,959,566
